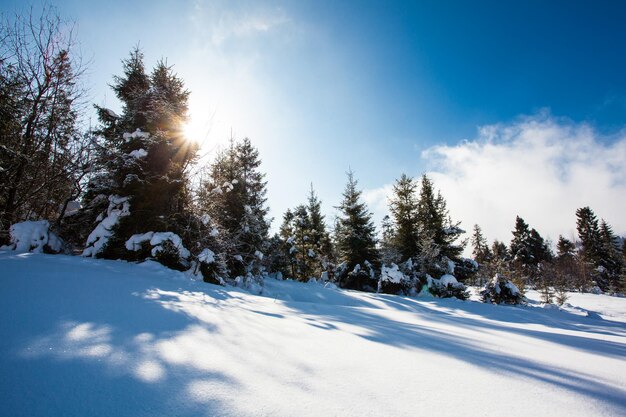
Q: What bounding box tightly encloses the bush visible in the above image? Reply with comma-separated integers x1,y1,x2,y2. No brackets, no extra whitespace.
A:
427,274,469,300
197,248,226,285
378,263,418,295
5,220,65,254
339,262,378,292
481,274,527,305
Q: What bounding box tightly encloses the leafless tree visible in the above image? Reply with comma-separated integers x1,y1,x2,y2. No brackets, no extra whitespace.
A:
0,5,91,239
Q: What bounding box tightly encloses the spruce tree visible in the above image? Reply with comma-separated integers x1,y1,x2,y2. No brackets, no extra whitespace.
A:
278,208,297,278
334,170,379,290
415,174,465,276
380,215,400,265
576,207,602,266
509,216,551,287
598,220,623,292
471,224,491,265
199,137,270,277
81,47,201,268
306,185,334,278
471,224,492,285
388,174,420,261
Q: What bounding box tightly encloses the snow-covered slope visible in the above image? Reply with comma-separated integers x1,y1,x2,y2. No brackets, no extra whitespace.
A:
1,252,625,417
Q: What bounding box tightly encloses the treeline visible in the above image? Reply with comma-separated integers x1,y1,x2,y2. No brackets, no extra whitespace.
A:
1,8,624,302
470,207,626,300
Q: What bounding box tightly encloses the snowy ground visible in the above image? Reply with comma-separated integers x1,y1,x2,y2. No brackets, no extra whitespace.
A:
1,252,625,417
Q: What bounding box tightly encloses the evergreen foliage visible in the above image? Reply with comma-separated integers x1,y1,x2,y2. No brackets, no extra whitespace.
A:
277,189,335,282
388,174,420,260
481,274,527,305
198,137,270,278
509,216,551,289
334,170,379,290
413,174,466,278
80,48,201,263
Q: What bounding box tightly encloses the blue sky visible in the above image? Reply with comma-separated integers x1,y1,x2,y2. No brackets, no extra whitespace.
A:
4,0,626,243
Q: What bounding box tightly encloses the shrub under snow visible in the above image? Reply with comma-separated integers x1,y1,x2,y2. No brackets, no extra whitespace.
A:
125,231,191,271
5,220,63,254
481,274,527,305
378,263,415,295
427,274,469,300
196,248,225,285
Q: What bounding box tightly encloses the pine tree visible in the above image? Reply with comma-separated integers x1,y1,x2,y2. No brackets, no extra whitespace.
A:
510,216,532,267
199,137,270,277
557,236,576,259
380,215,400,265
306,185,334,278
278,208,297,278
415,174,465,276
388,174,420,261
471,224,491,265
292,204,314,280
576,207,602,265
88,51,199,262
553,235,578,300
334,170,379,290
471,224,492,285
598,220,623,292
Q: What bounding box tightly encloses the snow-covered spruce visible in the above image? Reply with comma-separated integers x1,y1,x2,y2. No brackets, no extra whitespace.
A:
426,274,469,300
481,274,527,305
3,220,64,254
340,261,378,292
125,232,191,271
378,263,415,295
82,195,130,257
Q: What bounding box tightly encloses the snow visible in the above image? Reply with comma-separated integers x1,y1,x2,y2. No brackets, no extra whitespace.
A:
438,274,458,286
198,248,215,264
254,250,264,260
83,195,130,257
7,220,63,253
125,232,155,251
126,232,191,259
123,129,150,143
1,252,626,417
128,148,148,158
380,263,405,283
104,108,119,118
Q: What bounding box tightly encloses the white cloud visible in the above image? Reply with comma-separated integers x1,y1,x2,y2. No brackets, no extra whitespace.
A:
191,1,289,47
361,113,626,249
423,113,626,246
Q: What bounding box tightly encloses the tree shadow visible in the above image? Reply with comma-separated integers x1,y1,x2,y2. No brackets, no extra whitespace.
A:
276,292,626,411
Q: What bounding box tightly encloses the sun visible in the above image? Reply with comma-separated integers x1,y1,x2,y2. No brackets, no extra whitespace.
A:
181,117,208,147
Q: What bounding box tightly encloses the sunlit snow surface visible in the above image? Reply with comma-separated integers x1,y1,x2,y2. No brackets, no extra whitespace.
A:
1,251,625,417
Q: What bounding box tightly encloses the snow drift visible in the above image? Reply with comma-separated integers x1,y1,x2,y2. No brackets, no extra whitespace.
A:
1,251,625,417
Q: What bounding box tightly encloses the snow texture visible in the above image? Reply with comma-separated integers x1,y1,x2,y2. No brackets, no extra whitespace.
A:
8,220,62,253
123,129,150,143
198,248,216,264
126,232,191,259
380,263,406,283
1,252,626,417
83,195,130,257
104,108,119,118
128,148,148,158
